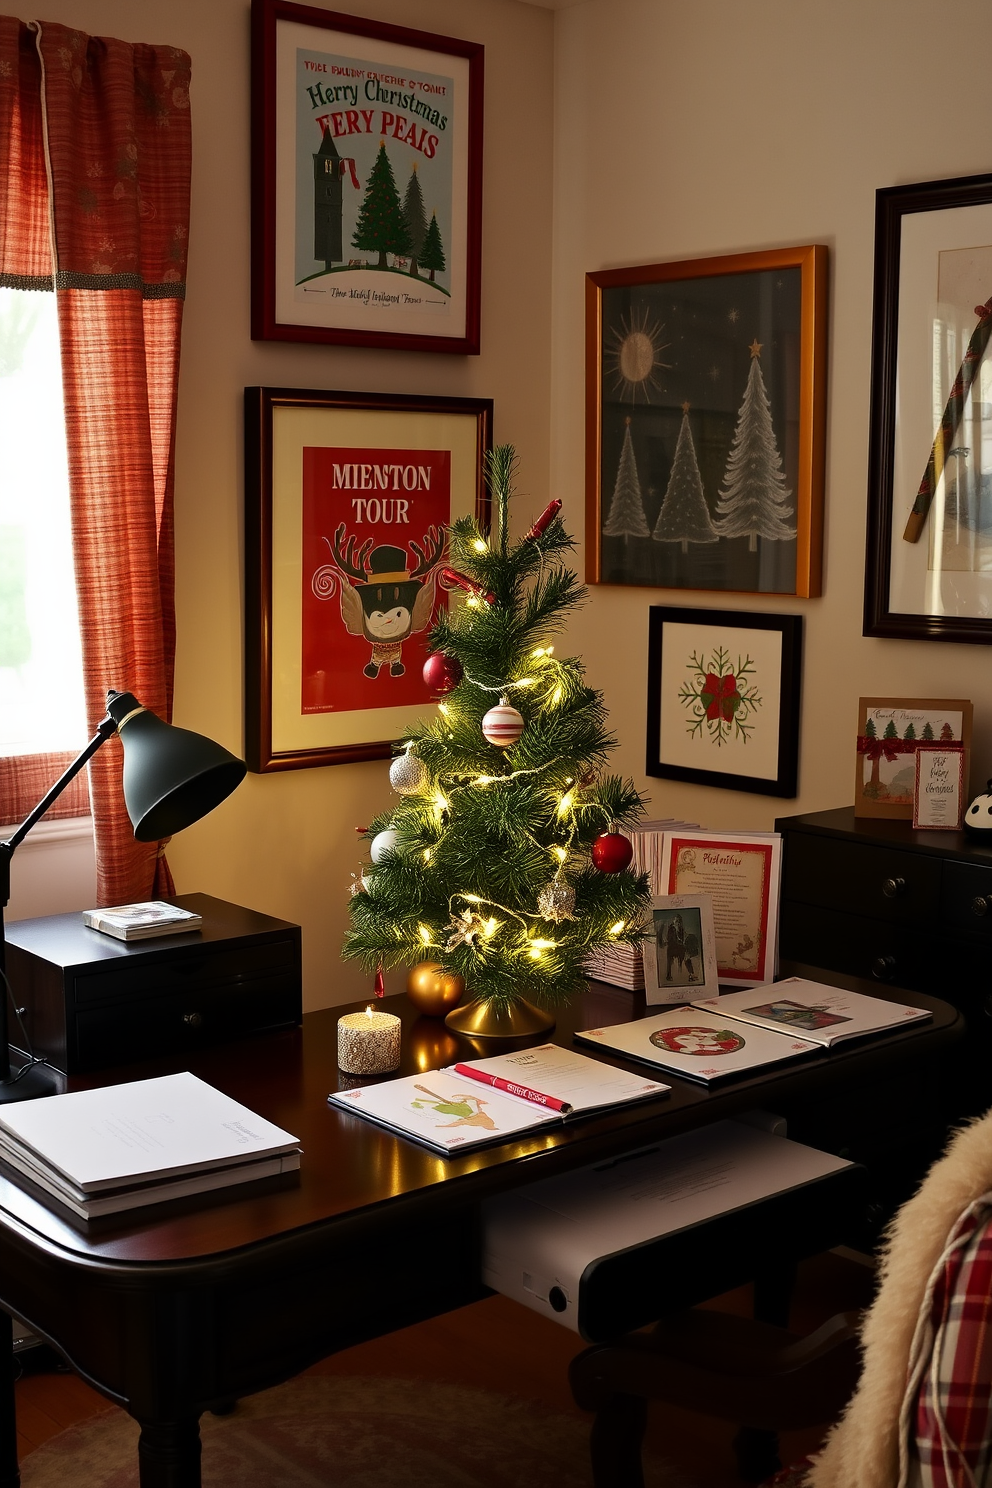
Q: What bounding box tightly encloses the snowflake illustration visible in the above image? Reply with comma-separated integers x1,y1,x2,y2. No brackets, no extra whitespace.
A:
678,645,762,747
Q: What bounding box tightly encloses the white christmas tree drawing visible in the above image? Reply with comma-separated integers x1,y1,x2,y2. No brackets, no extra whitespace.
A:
603,418,650,538
652,402,719,553
715,340,796,551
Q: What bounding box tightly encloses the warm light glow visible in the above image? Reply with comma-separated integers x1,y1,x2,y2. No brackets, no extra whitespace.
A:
472,538,488,553
609,920,625,935
466,594,479,608
530,938,556,950
475,774,493,787
422,847,432,863
483,917,499,938
418,924,432,944
515,677,535,688
551,845,568,862
462,893,481,903
438,702,450,716
530,646,546,659
549,684,564,707
364,1005,374,1020
433,792,450,813
528,947,543,960
557,789,575,817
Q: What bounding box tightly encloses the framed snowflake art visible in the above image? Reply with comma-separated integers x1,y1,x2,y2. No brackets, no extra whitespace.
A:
646,606,803,796
586,247,828,596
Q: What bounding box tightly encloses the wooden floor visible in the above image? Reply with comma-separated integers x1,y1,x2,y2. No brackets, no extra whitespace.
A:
14,1248,876,1483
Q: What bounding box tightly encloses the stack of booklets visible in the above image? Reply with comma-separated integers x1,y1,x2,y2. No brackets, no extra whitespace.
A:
83,901,203,941
0,1072,301,1219
585,819,700,990
576,977,932,1085
328,1043,670,1155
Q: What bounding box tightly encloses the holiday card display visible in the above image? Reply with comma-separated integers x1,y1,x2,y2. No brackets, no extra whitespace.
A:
642,893,719,1005
342,447,651,1037
586,247,827,599
659,830,781,988
691,977,931,1048
913,744,966,830
576,1006,818,1086
855,696,972,820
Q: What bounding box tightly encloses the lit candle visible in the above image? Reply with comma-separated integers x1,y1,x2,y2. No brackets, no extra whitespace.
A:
337,1005,402,1075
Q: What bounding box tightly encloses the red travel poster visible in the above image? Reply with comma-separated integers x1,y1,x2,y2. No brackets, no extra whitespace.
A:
301,445,451,713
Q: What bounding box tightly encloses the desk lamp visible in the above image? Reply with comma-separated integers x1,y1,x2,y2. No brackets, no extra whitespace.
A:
0,689,247,1102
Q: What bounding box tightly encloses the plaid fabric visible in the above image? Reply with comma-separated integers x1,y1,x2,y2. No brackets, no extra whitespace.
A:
910,1203,992,1487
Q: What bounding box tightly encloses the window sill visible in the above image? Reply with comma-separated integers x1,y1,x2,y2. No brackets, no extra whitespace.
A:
0,816,93,848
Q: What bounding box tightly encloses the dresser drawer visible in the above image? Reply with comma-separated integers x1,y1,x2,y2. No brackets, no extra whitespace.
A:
778,901,934,989
940,861,992,940
73,937,298,1005
782,832,941,925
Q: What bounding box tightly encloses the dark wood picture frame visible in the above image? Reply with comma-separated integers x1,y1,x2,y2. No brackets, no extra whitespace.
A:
586,246,827,598
646,605,803,797
250,0,484,354
245,387,492,772
864,172,992,643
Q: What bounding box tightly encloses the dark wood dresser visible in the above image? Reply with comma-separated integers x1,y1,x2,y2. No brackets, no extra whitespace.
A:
775,805,992,1116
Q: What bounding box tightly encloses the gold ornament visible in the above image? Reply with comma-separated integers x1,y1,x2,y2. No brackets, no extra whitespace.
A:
446,908,488,950
537,879,577,922
406,961,465,1017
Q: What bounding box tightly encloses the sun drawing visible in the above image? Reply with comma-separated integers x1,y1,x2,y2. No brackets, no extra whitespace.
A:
606,306,670,402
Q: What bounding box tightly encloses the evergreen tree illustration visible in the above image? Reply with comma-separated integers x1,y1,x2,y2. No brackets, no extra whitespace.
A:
883,719,899,739
420,211,446,282
903,722,916,740
715,341,796,551
351,141,412,269
652,402,719,553
921,721,934,740
402,165,429,278
603,418,650,539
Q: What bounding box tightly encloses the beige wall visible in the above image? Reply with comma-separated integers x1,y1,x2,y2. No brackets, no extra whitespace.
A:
551,0,992,844
22,0,555,1007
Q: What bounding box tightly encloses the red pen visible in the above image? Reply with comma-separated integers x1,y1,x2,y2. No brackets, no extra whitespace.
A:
453,1063,572,1113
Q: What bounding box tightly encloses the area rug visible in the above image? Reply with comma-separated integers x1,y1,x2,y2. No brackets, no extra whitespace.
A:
20,1374,693,1487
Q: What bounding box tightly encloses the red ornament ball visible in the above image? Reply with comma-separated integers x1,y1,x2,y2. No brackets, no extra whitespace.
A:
591,831,633,873
423,652,463,695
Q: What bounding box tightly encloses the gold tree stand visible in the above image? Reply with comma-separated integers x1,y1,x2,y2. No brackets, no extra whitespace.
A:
445,997,555,1040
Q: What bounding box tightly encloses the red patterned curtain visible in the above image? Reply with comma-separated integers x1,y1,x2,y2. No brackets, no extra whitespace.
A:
32,21,191,903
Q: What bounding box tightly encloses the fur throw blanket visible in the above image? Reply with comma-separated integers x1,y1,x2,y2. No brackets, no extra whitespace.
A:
810,1108,992,1488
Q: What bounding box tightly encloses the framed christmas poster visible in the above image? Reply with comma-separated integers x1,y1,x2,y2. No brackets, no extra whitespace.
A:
250,0,484,354
586,246,828,597
864,173,992,643
244,387,492,772
646,606,803,797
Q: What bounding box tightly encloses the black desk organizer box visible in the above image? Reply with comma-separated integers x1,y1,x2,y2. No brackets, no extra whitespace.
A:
3,893,302,1073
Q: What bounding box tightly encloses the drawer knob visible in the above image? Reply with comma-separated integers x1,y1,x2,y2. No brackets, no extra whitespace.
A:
871,955,896,980
183,1011,203,1029
972,896,992,918
881,877,906,899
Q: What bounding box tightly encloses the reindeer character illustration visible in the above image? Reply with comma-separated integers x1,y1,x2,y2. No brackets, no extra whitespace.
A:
314,523,445,679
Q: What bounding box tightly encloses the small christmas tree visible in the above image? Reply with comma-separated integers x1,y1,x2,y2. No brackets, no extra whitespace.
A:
652,403,719,552
343,448,650,1033
351,141,412,269
715,342,796,551
603,419,650,539
402,165,428,278
420,211,446,283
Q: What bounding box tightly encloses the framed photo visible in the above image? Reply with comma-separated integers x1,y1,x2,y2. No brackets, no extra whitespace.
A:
250,0,484,354
865,173,992,643
646,606,803,797
659,830,781,989
643,893,719,1006
585,246,827,597
855,696,971,820
244,386,492,772
913,744,966,831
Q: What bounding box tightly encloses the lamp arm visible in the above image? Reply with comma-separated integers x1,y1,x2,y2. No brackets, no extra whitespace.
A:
1,711,117,903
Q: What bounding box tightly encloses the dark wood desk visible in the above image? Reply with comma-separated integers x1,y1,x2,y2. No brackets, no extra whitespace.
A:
0,973,962,1488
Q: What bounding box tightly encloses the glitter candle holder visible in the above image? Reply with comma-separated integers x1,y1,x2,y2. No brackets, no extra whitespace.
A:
337,1007,402,1075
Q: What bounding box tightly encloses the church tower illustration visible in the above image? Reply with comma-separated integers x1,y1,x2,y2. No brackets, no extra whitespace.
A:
313,124,344,270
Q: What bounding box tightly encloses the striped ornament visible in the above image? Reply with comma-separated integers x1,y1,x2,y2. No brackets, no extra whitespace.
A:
482,703,525,747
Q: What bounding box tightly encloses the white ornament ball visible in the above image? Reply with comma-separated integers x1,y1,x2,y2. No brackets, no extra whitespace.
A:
482,703,525,748
370,829,399,864
389,752,428,795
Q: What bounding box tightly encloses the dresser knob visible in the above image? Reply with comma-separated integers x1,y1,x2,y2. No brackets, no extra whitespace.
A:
871,955,896,980
972,896,992,918
881,877,906,899
183,1011,203,1029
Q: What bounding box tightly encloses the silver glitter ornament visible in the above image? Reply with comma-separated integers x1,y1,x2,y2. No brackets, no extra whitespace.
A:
389,751,428,795
537,879,577,922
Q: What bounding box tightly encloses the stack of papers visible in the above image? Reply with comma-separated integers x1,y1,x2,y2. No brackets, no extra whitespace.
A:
585,819,700,989
0,1072,301,1219
83,901,203,941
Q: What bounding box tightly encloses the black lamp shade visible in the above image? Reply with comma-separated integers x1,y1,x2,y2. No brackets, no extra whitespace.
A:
105,692,247,842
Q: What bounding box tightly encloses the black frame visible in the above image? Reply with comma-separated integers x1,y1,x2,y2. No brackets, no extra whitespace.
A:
646,606,802,797
865,171,992,643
